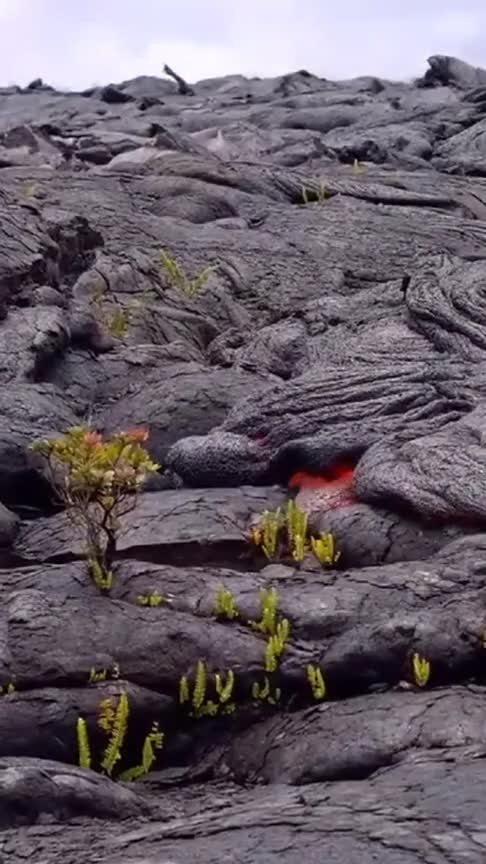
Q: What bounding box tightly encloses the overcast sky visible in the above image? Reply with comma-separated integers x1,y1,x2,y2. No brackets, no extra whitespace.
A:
1,0,486,90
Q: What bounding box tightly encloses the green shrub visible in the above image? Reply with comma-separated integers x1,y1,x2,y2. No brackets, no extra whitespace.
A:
31,426,159,591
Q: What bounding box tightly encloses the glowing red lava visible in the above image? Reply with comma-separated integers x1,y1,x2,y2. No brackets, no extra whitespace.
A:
288,460,356,513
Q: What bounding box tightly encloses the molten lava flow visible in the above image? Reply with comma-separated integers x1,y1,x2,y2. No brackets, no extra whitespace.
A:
288,460,356,513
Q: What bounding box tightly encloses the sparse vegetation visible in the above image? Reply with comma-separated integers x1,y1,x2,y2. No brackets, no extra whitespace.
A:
214,586,238,620
22,181,37,198
307,664,326,700
310,533,340,565
286,499,308,562
215,669,235,705
250,508,283,559
264,618,290,672
179,661,236,718
90,281,153,339
159,248,214,298
91,283,131,339
411,653,431,688
73,606,440,785
88,664,120,684
250,587,279,634
76,692,164,781
137,591,164,607
248,588,289,672
250,500,340,566
252,676,281,705
77,717,91,769
301,182,327,205
0,683,15,695
31,427,159,592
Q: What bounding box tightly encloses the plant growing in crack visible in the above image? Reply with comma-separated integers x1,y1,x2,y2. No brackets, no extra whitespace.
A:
137,591,164,607
91,282,131,339
77,692,164,781
411,653,431,688
301,182,327,205
250,500,340,566
159,249,214,299
90,280,152,340
311,534,340,565
306,664,326,700
252,676,281,705
250,587,279,635
214,586,238,620
30,426,159,591
88,663,120,684
179,661,236,717
264,618,290,672
0,682,15,695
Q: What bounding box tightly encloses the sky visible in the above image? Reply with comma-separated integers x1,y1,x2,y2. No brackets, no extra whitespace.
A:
1,0,486,90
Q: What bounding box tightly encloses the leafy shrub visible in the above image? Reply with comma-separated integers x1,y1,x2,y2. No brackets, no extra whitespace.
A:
31,426,159,591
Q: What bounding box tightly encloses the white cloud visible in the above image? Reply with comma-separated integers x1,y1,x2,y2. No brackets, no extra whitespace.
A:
2,0,486,89
67,30,249,89
0,0,28,20
432,10,484,40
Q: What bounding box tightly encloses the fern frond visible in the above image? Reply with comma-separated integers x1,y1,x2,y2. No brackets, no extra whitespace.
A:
215,669,234,703
97,697,116,733
77,717,91,769
118,764,145,782
307,664,326,699
100,692,129,776
179,675,190,704
142,723,164,772
265,638,278,672
192,660,207,711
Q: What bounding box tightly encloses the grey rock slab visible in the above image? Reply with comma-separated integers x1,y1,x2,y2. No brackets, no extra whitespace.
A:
14,486,286,564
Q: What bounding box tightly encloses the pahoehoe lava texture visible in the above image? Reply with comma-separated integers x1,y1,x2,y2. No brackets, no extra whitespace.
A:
4,54,486,863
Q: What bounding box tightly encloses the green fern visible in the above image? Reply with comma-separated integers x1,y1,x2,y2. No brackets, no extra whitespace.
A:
307,664,326,699
214,586,238,620
159,249,213,298
137,591,163,607
286,499,309,561
215,670,234,704
252,676,281,705
251,587,278,634
179,675,190,704
100,692,129,777
302,182,327,205
118,722,164,781
77,717,91,769
192,660,207,712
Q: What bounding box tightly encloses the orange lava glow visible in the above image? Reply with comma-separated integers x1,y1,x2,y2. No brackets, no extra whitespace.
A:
288,460,355,490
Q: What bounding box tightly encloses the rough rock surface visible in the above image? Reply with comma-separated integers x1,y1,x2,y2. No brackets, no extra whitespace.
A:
3,55,486,862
